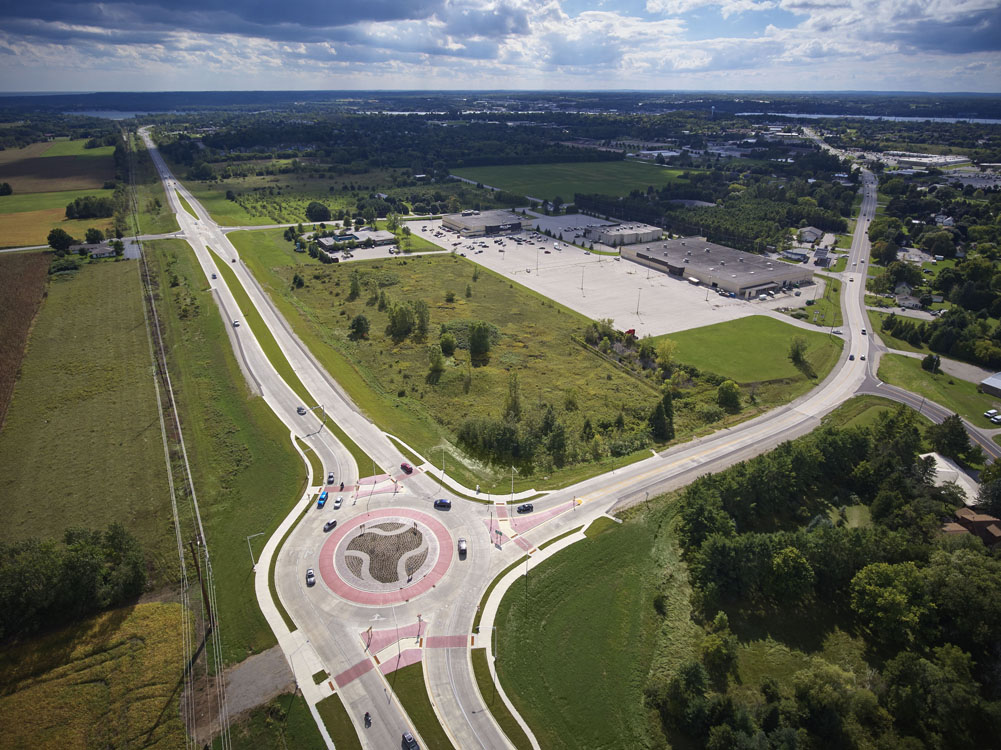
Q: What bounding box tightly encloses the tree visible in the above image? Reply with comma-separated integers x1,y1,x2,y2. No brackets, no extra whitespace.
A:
440,332,457,357
386,212,400,232
768,546,815,605
291,273,304,289
925,413,971,460
305,201,331,222
850,562,932,649
921,353,940,373
348,270,361,300
656,338,678,374
362,206,376,226
0,182,11,196
717,380,740,411
85,228,104,245
503,373,521,422
465,284,472,298
386,303,415,341
700,612,739,689
469,321,491,363
47,228,75,254
427,344,445,380
348,314,369,340
789,336,807,366
413,299,430,340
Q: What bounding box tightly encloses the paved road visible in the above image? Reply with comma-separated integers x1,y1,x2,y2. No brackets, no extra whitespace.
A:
141,128,997,750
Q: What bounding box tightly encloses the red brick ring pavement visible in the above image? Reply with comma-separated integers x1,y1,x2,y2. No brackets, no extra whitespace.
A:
317,508,453,605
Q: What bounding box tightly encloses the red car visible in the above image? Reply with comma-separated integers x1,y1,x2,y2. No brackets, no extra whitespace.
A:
400,463,414,474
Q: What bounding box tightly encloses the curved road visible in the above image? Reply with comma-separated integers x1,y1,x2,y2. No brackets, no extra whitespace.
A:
140,129,996,750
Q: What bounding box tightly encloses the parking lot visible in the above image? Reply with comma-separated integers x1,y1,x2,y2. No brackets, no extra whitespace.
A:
412,220,817,336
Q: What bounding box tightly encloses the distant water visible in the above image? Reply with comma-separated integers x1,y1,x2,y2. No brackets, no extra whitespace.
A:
65,110,186,119
736,112,1001,125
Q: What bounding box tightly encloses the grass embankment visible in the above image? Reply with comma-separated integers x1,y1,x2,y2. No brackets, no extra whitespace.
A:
129,133,179,235
471,649,533,750
229,230,663,492
788,277,843,328
221,691,326,750
495,501,698,749
0,138,117,245
451,161,692,202
0,603,188,750
387,663,456,750
473,555,529,633
822,393,935,432
877,353,999,422
148,239,304,664
0,260,174,578
316,694,363,750
0,252,49,425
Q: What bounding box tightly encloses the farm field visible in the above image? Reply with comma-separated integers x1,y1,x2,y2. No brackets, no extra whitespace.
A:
663,315,842,384
0,252,49,427
0,137,117,246
0,602,187,750
451,160,691,202
877,353,999,422
0,259,175,580
147,239,304,664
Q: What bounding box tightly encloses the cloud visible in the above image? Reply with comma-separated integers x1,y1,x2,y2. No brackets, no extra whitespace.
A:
646,0,777,18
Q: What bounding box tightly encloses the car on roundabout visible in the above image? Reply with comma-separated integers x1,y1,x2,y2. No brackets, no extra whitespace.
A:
326,471,335,485
305,569,316,587
516,503,534,514
433,499,452,510
323,519,337,532
401,462,414,474
334,496,343,509
317,491,328,508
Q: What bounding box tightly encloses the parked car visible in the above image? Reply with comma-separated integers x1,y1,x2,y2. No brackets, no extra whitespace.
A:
323,519,337,532
992,415,1001,425
516,503,534,514
334,496,343,509
400,463,414,474
433,499,452,510
305,569,316,586
326,471,335,485
458,538,467,556
984,409,998,419
317,491,328,508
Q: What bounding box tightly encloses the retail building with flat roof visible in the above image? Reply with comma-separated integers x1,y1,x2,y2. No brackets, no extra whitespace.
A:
622,237,814,298
584,222,661,247
442,210,523,237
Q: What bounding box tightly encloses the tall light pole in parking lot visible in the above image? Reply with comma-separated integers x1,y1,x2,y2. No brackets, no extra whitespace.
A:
246,532,265,572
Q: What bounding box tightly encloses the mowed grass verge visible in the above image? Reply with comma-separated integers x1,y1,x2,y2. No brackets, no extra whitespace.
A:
877,353,1000,422
471,648,532,750
0,260,175,580
451,161,692,202
149,239,305,664
661,315,842,385
386,662,456,750
0,602,187,750
315,694,363,750
494,501,694,749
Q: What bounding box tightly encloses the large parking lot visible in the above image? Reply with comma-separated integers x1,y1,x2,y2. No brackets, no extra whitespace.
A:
412,220,818,336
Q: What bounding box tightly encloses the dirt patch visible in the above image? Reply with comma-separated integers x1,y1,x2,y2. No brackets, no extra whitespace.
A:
0,252,50,430
346,526,424,583
0,154,115,193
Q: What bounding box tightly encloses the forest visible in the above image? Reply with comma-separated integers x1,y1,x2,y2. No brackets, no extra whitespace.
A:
648,407,1001,750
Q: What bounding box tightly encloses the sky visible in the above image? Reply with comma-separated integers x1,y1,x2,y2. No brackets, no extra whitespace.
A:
0,0,999,93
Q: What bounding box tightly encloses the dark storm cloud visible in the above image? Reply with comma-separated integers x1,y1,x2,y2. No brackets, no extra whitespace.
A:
880,7,1001,55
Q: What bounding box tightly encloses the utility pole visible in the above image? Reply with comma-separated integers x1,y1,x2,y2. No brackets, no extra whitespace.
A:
636,289,641,315
246,532,265,571
510,465,514,504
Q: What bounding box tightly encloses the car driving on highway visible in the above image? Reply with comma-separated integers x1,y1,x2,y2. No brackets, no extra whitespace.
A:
517,503,534,514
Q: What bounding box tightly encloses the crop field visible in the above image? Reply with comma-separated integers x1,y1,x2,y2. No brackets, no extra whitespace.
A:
450,161,691,202
0,207,111,247
0,260,175,580
148,239,304,663
0,602,187,750
0,151,114,193
0,187,114,215
40,139,116,158
663,315,841,383
0,252,49,427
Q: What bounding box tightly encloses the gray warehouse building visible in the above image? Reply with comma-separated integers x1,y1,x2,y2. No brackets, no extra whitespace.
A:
981,373,1001,399
584,222,661,247
622,237,814,298
442,209,522,237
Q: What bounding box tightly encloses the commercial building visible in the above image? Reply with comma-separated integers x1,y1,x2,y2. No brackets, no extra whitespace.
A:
584,222,661,247
622,237,814,299
980,372,1001,399
314,229,396,251
442,209,522,237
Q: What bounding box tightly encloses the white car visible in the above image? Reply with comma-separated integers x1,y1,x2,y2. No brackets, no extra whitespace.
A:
305,569,316,587
333,496,343,509
232,320,240,328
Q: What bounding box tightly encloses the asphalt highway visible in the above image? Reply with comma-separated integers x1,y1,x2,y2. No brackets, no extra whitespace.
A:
139,128,995,750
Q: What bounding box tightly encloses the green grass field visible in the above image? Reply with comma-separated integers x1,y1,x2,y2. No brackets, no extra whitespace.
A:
866,310,928,354
451,161,691,202
794,277,844,328
221,691,326,750
176,190,198,219
0,260,175,579
821,394,934,432
877,353,1000,423
148,239,305,664
0,603,187,750
0,187,114,215
42,139,116,158
387,663,456,750
129,134,179,235
495,501,697,749
663,315,842,383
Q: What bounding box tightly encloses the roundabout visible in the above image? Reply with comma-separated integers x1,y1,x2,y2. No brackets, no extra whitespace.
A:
317,508,454,606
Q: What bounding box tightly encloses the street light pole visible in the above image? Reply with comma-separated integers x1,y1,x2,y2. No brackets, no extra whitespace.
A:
246,532,265,571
